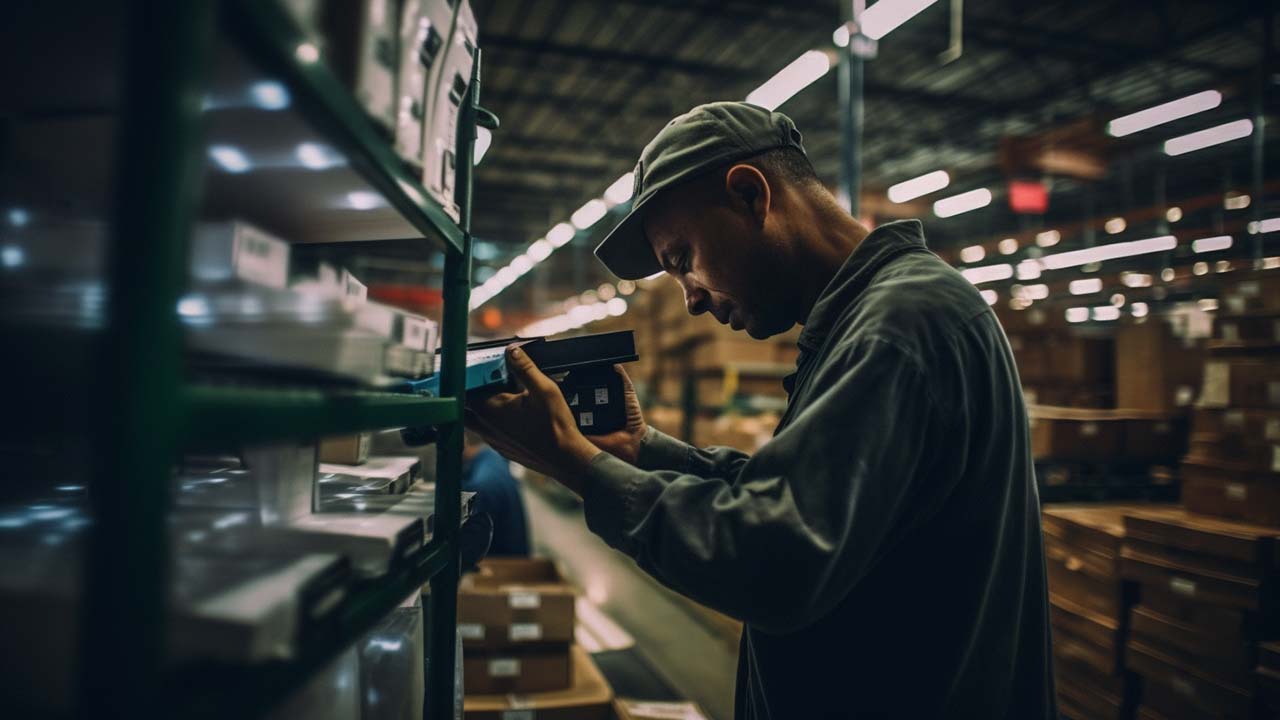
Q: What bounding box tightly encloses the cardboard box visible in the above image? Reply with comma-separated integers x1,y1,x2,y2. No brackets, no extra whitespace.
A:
320,433,372,465
1128,602,1254,689
689,338,781,371
1215,311,1280,344
463,645,613,720
1190,407,1280,473
1029,407,1123,461
1115,322,1204,412
463,644,571,694
1049,594,1121,675
1198,358,1280,409
613,699,709,720
1125,638,1254,719
316,0,398,133
1041,505,1150,621
457,558,575,649
1052,661,1128,720
1220,272,1280,314
1180,459,1280,527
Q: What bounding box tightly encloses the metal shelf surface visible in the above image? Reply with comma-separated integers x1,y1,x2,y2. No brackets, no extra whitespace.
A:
182,384,460,444
221,0,465,254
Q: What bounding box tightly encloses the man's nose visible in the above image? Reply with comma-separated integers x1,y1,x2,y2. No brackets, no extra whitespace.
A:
684,285,709,316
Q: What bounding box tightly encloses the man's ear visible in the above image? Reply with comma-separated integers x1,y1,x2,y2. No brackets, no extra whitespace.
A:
724,164,770,227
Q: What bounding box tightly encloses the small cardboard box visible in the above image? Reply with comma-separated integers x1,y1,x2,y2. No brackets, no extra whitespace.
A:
1180,458,1280,527
613,699,710,720
457,558,576,649
1198,359,1280,409
1029,407,1123,461
319,433,372,465
463,645,613,720
463,644,572,695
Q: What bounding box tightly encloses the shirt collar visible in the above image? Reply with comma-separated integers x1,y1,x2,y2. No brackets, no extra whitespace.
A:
796,219,929,352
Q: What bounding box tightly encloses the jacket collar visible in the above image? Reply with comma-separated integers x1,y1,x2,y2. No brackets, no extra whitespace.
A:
796,219,929,353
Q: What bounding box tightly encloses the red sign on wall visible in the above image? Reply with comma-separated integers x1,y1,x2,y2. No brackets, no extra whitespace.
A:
1008,180,1048,214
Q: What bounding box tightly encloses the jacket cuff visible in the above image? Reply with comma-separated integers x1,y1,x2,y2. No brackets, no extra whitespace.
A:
636,426,692,473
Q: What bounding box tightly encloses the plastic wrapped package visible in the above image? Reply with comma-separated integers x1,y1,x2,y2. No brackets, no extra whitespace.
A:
359,593,425,720
268,644,361,720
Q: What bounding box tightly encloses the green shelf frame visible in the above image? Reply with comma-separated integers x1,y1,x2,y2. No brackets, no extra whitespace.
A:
182,385,460,445
222,0,466,254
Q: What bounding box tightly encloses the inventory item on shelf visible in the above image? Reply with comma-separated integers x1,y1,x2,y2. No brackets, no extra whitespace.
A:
270,513,425,577
320,433,373,465
1029,406,1188,464
463,645,613,720
463,644,572,695
358,592,426,720
457,557,576,649
191,221,291,289
320,455,421,494
1115,320,1204,412
421,0,476,221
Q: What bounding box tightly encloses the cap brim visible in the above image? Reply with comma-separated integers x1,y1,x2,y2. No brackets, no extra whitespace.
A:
593,199,662,281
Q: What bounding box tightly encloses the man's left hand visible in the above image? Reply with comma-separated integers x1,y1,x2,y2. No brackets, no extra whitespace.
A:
465,345,602,496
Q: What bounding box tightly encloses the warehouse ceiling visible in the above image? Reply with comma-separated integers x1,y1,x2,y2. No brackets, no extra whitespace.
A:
466,0,1274,323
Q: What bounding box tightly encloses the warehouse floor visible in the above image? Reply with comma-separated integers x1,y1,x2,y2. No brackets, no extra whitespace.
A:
523,484,740,720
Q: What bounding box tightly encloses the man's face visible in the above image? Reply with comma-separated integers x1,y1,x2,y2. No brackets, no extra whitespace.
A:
642,177,795,339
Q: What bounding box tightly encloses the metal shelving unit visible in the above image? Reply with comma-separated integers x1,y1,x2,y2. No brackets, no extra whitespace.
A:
75,1,493,716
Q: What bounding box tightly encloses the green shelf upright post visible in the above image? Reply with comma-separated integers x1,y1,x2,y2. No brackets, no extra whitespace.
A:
79,0,214,715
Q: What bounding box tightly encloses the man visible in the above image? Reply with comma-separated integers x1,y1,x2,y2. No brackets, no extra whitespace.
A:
468,102,1055,718
462,430,530,557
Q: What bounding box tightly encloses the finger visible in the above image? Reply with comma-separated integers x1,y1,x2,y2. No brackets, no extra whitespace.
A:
505,345,560,395
612,364,636,394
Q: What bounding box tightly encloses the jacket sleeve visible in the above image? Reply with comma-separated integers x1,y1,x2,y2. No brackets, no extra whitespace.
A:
581,337,941,634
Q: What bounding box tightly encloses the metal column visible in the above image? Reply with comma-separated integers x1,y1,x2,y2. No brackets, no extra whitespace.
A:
81,0,212,715
838,2,868,218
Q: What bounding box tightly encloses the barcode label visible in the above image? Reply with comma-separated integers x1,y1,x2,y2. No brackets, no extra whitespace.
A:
488,658,519,677
594,387,609,404
580,412,594,427
342,270,368,310
401,315,430,350
510,623,542,641
1170,576,1197,597
233,226,289,288
1226,482,1248,501
509,590,540,609
458,623,484,640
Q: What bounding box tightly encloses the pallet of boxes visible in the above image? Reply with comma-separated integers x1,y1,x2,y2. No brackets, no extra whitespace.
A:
1117,269,1280,720
459,558,614,719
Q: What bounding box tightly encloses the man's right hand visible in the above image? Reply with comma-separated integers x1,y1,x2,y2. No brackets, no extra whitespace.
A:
585,364,648,466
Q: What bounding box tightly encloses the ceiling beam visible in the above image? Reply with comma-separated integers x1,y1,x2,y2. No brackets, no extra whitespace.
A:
479,34,754,80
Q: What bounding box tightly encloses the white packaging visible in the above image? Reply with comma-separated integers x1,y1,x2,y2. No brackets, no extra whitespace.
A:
191,221,291,289
421,0,476,221
394,0,435,166
270,513,425,577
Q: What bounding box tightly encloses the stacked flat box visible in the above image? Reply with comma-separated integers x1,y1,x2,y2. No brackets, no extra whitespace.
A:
1259,642,1280,718
1043,504,1154,720
1029,407,1188,465
1120,508,1280,718
456,558,576,695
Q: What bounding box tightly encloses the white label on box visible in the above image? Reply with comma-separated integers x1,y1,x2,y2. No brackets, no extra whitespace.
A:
1225,295,1246,314
501,710,534,720
509,623,542,641
1268,381,1280,406
580,412,594,427
1175,385,1195,407
342,269,367,311
1154,421,1171,434
1267,418,1280,441
626,703,709,720
1200,362,1229,407
508,590,540,609
1226,482,1248,501
594,387,609,404
318,262,338,290
1080,422,1098,437
1226,410,1246,429
458,623,485,640
507,695,534,710
233,226,290,288
488,658,519,677
1222,323,1240,343
1170,576,1197,597
401,315,430,350
1239,281,1261,297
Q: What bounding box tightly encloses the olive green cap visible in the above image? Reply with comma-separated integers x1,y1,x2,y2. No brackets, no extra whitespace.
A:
594,102,806,280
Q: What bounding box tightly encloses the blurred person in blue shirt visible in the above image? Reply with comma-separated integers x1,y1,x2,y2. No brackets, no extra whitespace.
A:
463,430,530,557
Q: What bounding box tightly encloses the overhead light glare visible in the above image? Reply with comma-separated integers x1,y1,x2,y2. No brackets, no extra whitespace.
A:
1131,302,1149,318
1065,307,1089,323
933,188,992,218
1016,259,1042,280
1191,235,1232,254
527,239,552,262
474,126,492,165
746,51,831,111
249,81,291,110
959,244,985,264
1121,272,1152,288
1040,235,1177,270
961,263,1013,285
571,199,609,230
547,222,576,247
1035,230,1061,248
998,238,1018,255
980,289,998,305
209,145,251,173
1069,278,1103,295
861,0,940,40
1163,119,1253,156
1106,90,1222,137
604,173,635,205
888,170,950,203
1092,305,1121,321
1104,217,1126,235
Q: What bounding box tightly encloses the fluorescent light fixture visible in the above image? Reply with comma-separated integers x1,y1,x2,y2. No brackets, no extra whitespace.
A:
959,245,985,264
510,255,533,274
745,50,831,111
580,290,598,304
7,208,29,227
1,245,24,268
1111,293,1126,307
1104,217,1126,235
1248,218,1280,234
346,191,382,210
1022,283,1049,300
209,145,251,173
1198,298,1218,312
1216,260,1232,273
474,126,492,165
1262,257,1280,270
1040,235,1177,270
177,295,209,317
605,298,627,317
547,222,576,247
1121,272,1152,288
1164,119,1253,156
1193,261,1208,276
1161,267,1176,282
1224,192,1250,210
249,81,290,110
861,0,940,40
961,263,1012,285
933,188,992,218
604,173,635,205
833,24,851,47
998,238,1018,255
1066,307,1088,323
1016,260,1042,280
617,280,636,295
495,267,517,286
1192,235,1232,254
527,239,552,262
1131,302,1149,318
1069,278,1103,295
1106,90,1222,137
598,283,617,300
1166,206,1183,222
888,170,950,203
1035,230,1060,248
295,142,340,170
295,42,320,63
571,199,609,230
1092,305,1121,321
980,289,998,305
